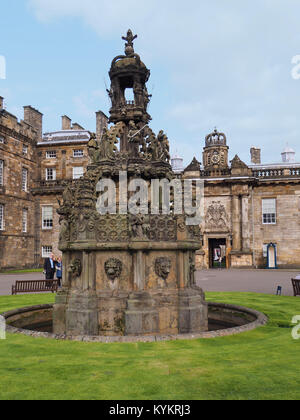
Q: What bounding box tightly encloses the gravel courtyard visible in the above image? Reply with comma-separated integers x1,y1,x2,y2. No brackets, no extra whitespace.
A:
0,269,298,296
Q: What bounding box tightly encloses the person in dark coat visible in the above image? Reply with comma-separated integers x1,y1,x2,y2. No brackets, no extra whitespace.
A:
44,253,56,287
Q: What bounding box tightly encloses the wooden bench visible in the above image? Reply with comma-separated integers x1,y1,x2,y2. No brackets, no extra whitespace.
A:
291,278,300,297
12,280,59,295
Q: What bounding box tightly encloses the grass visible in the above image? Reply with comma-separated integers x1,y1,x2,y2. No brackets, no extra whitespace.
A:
0,269,43,274
0,292,299,400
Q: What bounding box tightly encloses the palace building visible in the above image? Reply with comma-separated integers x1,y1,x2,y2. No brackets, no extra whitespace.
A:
0,97,108,270
183,129,300,269
1,99,300,270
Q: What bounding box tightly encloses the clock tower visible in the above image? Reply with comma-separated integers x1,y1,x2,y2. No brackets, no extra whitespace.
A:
203,129,229,170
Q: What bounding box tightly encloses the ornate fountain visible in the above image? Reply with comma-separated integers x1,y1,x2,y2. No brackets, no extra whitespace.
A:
53,30,208,337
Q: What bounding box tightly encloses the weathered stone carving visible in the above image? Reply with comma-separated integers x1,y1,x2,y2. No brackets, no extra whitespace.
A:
122,29,138,56
96,215,128,243
149,215,177,241
68,259,82,278
155,257,171,281
205,201,229,230
88,122,124,163
54,30,207,338
105,258,123,281
187,224,201,240
189,254,196,286
129,214,150,240
59,217,70,242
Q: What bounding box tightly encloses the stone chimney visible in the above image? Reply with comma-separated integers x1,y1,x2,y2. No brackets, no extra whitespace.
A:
72,122,85,130
62,115,71,130
23,106,43,139
0,96,4,110
250,147,261,165
96,111,108,141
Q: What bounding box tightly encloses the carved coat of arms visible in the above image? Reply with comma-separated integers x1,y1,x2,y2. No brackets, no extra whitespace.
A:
205,201,229,231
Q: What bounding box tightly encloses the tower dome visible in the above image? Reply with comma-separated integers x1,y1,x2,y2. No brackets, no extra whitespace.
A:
281,144,295,163
205,128,227,147
203,128,229,170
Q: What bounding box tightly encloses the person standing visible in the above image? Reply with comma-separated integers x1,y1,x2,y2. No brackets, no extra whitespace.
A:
56,256,63,288
44,253,56,287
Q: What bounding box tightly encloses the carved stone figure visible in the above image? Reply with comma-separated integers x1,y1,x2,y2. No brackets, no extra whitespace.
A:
105,258,123,281
129,214,150,239
68,259,82,278
155,257,171,281
157,130,170,162
189,254,196,286
122,29,137,55
62,185,74,208
59,217,70,242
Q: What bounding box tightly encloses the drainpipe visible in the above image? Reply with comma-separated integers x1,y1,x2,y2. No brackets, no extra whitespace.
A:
251,186,256,268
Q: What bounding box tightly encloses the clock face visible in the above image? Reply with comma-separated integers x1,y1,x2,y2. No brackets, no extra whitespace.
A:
211,152,220,164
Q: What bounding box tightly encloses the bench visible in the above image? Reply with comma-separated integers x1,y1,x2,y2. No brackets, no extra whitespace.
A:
291,278,300,297
12,280,59,295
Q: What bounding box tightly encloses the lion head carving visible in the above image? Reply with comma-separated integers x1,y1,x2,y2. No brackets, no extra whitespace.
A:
67,259,82,277
105,258,122,281
155,257,171,281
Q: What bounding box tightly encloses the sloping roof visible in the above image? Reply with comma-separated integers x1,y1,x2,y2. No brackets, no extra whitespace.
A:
184,157,201,172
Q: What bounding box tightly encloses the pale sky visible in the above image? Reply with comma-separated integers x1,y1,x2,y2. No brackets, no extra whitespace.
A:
1,0,300,166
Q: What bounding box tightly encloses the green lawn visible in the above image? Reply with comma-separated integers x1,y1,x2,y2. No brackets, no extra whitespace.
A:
0,292,299,400
0,269,43,274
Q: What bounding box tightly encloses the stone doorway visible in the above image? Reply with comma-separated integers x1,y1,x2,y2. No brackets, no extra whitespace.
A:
209,238,227,269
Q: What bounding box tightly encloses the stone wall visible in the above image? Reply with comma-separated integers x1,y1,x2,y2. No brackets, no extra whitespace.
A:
0,110,39,269
252,183,300,268
192,176,300,269
38,143,90,181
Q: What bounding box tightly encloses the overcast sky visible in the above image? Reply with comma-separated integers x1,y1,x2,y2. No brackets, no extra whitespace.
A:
1,0,300,165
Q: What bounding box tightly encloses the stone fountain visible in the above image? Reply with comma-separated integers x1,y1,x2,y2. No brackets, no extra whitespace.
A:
53,30,208,337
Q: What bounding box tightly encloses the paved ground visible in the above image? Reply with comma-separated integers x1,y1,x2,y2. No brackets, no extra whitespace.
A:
0,272,44,296
196,269,298,296
0,269,298,296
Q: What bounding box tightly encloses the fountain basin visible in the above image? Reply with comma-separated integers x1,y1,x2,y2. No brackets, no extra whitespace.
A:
2,302,268,342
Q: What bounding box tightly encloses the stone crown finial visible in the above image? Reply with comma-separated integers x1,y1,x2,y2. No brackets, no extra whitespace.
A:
205,128,227,147
122,29,137,56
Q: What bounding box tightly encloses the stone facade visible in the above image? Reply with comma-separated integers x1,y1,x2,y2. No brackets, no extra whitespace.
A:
0,107,108,269
0,105,40,269
184,130,300,269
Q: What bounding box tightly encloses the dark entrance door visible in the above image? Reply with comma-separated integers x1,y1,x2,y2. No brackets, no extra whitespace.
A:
209,238,227,269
